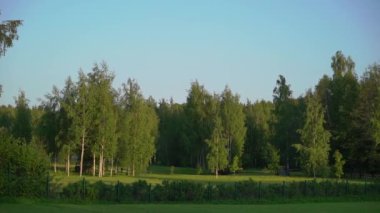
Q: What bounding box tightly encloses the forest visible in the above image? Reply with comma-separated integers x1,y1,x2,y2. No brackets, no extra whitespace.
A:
1,51,380,179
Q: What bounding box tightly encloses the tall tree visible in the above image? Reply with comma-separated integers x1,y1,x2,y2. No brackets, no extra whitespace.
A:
118,79,158,176
12,90,32,143
220,86,246,169
243,100,274,168
294,93,331,177
156,99,187,166
327,51,359,173
351,63,380,175
184,81,211,168
66,71,93,177
205,95,228,177
58,77,77,176
272,75,295,171
37,86,60,173
87,63,117,177
0,11,22,57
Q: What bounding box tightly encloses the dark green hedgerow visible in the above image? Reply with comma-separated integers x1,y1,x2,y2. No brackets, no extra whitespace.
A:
56,178,380,203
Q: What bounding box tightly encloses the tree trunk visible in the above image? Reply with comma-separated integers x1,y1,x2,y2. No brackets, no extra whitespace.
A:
98,145,103,177
110,156,114,177
132,163,135,177
93,153,96,176
54,153,57,173
102,156,105,177
215,168,218,178
67,147,70,177
80,130,85,177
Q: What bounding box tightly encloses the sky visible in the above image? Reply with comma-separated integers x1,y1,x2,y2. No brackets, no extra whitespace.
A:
0,0,379,106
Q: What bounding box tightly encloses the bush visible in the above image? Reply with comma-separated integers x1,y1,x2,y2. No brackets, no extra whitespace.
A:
47,178,380,202
0,133,49,197
131,180,150,202
157,180,205,201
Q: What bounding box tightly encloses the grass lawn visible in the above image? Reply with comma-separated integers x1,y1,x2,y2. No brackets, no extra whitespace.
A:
51,165,366,186
1,202,379,213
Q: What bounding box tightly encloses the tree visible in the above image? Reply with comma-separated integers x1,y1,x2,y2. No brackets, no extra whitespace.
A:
0,131,49,196
183,81,211,168
220,86,246,169
156,99,187,166
0,11,22,57
118,79,158,176
205,96,228,177
360,64,380,175
328,51,359,172
272,75,296,171
87,63,117,177
243,100,273,168
66,71,94,177
36,86,60,173
266,144,280,174
12,90,32,143
333,150,345,179
58,77,77,176
294,93,331,178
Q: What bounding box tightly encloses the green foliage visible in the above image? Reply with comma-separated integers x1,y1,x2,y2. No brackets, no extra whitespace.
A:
327,51,359,170
220,86,247,168
206,109,228,176
184,81,212,168
0,132,49,196
243,100,274,168
87,62,117,177
58,178,380,202
230,156,240,174
0,12,23,56
118,79,159,176
294,94,330,177
272,75,304,169
156,99,186,166
333,150,345,179
12,90,32,143
266,144,280,174
196,164,203,175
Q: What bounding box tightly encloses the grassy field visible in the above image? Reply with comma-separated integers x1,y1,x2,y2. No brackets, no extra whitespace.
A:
51,165,366,186
1,202,379,213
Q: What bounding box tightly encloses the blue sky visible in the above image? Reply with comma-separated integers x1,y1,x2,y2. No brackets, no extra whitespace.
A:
0,0,379,106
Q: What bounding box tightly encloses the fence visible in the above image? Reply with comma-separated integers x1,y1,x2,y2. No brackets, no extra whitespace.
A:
1,175,380,202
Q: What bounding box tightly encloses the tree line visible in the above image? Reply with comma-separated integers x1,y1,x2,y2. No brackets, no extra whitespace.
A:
1,51,380,178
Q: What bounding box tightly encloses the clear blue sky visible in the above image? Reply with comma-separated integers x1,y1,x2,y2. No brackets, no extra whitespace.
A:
0,0,379,106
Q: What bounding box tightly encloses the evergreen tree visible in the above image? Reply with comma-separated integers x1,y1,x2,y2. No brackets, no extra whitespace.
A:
12,90,32,143
272,75,295,171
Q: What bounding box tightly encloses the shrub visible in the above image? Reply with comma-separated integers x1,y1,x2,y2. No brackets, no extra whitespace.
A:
0,133,49,197
131,180,150,202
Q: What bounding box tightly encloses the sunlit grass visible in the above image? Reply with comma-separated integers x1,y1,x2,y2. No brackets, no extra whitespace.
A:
51,165,367,186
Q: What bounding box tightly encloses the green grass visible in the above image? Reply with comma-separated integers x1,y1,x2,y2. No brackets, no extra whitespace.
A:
51,165,367,186
1,201,379,213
